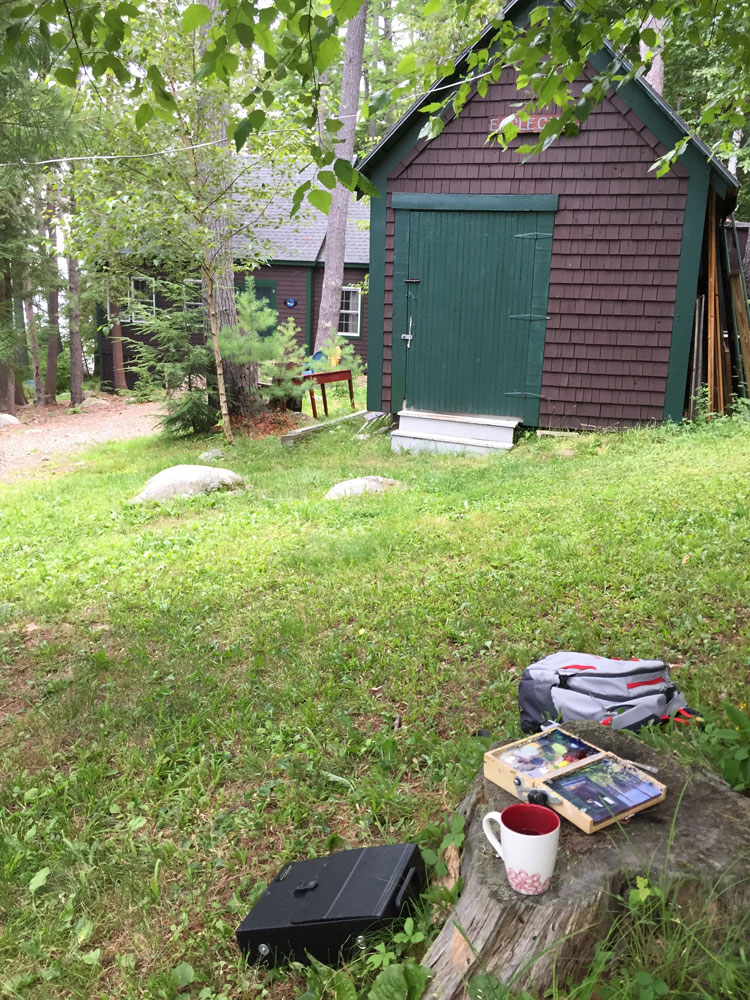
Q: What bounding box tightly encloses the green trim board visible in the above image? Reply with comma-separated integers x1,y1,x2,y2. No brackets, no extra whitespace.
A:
392,194,559,212
305,265,313,352
662,170,708,422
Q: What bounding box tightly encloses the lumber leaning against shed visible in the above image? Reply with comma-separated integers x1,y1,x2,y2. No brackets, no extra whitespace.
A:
422,722,750,999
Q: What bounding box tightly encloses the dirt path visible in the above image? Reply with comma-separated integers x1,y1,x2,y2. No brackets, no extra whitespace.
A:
0,398,164,484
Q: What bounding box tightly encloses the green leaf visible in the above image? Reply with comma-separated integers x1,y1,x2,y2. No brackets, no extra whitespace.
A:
369,964,407,1000
423,0,441,14
80,948,100,966
235,21,254,50
29,867,50,895
173,961,196,988
308,189,332,214
135,103,153,129
468,973,510,1000
333,157,356,189
315,35,340,73
182,4,211,32
419,102,445,114
53,67,78,88
318,171,337,189
75,916,94,943
254,23,276,56
402,963,429,1000
234,110,266,150
397,53,416,76
333,970,358,1000
332,0,364,25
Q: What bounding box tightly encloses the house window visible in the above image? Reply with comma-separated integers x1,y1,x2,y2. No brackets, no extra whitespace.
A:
254,280,277,310
128,276,156,323
338,286,361,337
183,278,203,312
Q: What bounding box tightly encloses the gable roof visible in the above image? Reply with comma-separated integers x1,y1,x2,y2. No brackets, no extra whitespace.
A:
358,0,737,204
234,163,369,266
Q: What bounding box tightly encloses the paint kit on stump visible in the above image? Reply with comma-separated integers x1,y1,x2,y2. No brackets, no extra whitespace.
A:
236,843,425,966
484,727,666,834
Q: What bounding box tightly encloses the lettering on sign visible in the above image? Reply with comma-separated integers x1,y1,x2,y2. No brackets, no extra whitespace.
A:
490,113,560,134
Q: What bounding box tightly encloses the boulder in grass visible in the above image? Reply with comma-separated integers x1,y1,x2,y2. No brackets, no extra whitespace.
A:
198,448,224,462
0,413,20,428
325,475,404,500
131,464,245,503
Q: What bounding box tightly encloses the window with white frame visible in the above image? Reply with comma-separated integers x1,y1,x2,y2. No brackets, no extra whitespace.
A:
183,278,203,312
338,286,361,337
128,276,156,323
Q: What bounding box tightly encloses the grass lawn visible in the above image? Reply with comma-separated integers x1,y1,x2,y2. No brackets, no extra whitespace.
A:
1,407,749,999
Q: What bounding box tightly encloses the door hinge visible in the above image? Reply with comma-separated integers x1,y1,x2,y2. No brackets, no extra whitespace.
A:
515,232,554,240
510,313,550,320
404,278,421,283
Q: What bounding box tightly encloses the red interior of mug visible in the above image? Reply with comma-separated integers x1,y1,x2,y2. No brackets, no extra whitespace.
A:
501,802,560,836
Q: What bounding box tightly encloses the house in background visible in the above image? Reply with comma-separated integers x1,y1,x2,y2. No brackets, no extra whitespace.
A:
99,164,369,390
238,164,369,363
360,0,747,453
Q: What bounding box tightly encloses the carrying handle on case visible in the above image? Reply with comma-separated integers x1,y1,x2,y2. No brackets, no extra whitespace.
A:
395,867,416,910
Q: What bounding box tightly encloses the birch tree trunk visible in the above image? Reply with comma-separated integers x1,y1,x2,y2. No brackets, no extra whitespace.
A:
44,196,61,404
67,254,83,406
640,17,664,94
199,0,258,424
313,1,368,354
23,278,43,405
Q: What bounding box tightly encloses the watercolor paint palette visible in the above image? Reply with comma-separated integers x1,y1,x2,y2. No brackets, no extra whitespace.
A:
483,727,666,833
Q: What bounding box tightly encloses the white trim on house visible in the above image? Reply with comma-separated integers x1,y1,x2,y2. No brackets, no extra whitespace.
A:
338,285,361,337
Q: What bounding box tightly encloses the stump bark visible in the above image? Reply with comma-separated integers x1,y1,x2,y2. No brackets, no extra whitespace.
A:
423,723,750,998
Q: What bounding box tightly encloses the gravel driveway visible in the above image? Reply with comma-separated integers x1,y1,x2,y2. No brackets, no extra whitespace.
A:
0,399,164,484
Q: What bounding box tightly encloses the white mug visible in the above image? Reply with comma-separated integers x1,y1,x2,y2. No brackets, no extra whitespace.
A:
482,803,560,895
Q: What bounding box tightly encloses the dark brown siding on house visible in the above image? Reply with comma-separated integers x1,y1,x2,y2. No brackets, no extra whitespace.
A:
382,66,689,428
311,265,369,365
248,263,310,350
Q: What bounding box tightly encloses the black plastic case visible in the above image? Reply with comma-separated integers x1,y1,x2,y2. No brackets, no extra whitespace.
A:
236,843,425,965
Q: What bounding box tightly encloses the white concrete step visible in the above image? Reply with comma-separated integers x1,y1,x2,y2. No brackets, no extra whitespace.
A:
393,409,520,455
391,430,515,456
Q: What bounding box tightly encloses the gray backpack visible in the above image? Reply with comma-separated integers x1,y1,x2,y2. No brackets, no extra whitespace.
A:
518,652,692,733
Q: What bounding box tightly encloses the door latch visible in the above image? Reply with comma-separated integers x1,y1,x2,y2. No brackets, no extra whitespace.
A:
401,316,413,347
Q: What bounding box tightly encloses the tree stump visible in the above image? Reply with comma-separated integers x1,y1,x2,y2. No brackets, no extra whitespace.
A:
423,723,750,998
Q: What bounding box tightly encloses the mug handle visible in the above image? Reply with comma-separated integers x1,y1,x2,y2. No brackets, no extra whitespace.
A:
482,811,504,859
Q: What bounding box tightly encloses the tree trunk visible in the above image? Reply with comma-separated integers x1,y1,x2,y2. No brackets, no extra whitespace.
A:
0,261,15,415
198,0,258,424
23,280,44,405
313,1,368,354
203,262,234,444
44,197,61,405
424,722,750,999
640,16,664,94
109,300,128,391
67,254,84,405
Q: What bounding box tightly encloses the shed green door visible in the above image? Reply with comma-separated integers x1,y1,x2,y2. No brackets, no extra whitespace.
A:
392,206,554,425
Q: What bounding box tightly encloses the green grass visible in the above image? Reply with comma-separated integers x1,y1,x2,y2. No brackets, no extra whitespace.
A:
1,412,750,999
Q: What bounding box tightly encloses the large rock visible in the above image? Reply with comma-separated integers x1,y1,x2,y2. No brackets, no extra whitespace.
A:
80,396,110,410
0,413,20,428
198,448,224,462
325,476,404,500
132,465,245,503
424,722,750,998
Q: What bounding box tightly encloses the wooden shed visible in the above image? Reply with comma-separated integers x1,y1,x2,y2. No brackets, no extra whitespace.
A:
360,0,743,453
